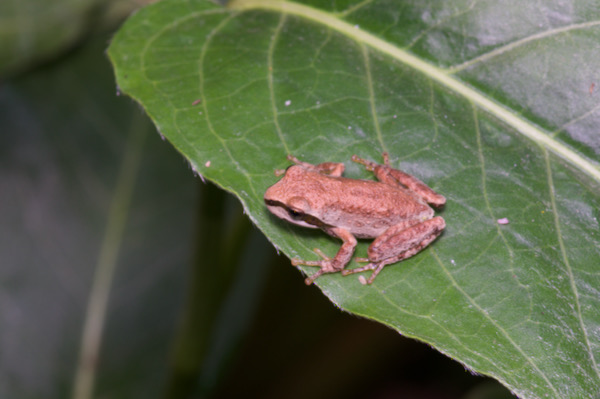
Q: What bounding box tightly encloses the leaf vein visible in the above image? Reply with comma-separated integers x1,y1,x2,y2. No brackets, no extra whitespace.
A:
336,0,376,17
449,20,600,73
543,149,600,381
431,251,562,398
361,43,387,153
267,13,291,155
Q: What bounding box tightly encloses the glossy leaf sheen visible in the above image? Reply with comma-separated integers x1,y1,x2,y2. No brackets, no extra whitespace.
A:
108,1,600,397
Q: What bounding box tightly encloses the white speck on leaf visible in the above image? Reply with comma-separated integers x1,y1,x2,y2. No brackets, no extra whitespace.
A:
497,217,510,225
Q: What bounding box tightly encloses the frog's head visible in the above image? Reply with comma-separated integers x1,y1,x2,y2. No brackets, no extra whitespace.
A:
264,166,320,229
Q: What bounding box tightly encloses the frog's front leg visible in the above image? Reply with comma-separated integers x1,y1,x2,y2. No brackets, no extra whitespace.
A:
342,217,445,284
287,155,345,177
291,226,357,285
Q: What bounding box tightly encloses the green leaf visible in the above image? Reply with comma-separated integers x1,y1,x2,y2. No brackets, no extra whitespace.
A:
108,0,600,397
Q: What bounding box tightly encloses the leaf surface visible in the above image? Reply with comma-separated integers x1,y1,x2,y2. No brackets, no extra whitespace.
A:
108,1,600,397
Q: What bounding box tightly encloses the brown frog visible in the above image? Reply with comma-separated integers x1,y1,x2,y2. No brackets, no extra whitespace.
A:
264,153,446,285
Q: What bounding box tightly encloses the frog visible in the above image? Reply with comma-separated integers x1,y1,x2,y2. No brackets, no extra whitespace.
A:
263,152,446,285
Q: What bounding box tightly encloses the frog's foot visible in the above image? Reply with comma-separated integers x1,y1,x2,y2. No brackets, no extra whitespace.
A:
341,259,390,285
351,155,378,171
292,248,339,285
351,152,390,171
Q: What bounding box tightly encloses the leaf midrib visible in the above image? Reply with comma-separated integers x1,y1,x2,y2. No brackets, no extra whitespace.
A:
228,0,600,183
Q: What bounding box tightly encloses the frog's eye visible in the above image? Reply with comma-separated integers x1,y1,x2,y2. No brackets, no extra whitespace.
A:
287,209,304,219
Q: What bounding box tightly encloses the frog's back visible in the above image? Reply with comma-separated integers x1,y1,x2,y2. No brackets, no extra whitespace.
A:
322,177,433,238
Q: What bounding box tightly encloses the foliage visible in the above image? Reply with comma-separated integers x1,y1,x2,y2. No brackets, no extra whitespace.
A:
107,1,600,398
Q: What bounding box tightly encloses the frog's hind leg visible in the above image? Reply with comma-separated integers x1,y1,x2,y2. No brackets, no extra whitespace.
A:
343,217,445,284
352,152,445,208
342,260,391,285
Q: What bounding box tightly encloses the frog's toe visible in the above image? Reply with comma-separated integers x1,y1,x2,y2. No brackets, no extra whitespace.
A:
312,248,331,261
342,262,387,284
341,263,377,275
291,258,323,267
304,269,326,285
303,263,338,285
365,263,387,284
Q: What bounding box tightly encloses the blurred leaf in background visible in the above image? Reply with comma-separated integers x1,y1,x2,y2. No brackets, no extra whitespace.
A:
0,0,154,76
0,32,198,399
0,0,202,397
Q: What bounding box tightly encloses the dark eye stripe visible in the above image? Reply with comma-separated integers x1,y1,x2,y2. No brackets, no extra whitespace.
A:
288,209,304,219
